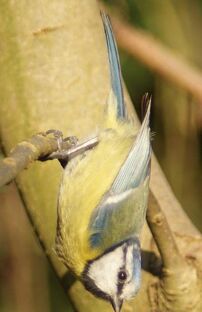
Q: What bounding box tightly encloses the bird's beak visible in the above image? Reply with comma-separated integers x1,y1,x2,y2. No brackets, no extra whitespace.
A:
111,296,123,312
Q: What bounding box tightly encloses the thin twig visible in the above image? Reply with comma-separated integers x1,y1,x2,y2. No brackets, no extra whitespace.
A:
0,133,99,188
0,133,61,187
111,17,202,104
147,191,184,269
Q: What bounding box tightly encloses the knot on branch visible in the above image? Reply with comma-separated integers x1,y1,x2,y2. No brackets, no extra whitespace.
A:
151,212,164,226
157,263,200,312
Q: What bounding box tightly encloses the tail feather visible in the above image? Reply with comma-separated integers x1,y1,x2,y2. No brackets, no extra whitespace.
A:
101,12,126,120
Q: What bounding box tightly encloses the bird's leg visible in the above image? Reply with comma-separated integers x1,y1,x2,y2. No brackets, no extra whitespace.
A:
40,129,99,168
42,129,78,168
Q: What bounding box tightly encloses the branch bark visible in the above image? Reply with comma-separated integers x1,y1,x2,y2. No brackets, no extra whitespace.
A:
147,192,201,311
147,192,182,269
0,134,59,187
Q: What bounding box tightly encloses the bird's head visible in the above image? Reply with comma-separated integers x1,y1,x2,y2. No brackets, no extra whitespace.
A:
82,237,141,312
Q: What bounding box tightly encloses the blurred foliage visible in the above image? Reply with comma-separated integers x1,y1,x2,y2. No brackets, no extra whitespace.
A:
0,1,202,311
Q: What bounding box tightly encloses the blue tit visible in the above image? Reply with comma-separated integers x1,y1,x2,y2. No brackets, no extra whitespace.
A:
55,12,151,312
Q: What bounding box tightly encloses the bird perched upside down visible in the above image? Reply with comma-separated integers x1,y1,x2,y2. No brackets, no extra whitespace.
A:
55,13,151,312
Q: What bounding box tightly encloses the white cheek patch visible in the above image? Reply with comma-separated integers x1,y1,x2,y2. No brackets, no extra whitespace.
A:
88,245,124,296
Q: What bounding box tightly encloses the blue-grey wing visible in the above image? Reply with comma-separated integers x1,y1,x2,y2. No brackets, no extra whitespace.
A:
111,98,151,192
89,101,151,249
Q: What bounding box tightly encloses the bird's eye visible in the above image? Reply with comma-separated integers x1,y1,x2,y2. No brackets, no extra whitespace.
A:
118,270,127,283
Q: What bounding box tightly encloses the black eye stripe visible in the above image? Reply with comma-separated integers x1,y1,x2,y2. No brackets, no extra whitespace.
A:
117,244,129,295
122,244,128,262
117,274,125,294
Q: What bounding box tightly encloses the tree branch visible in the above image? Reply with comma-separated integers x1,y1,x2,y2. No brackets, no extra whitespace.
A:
0,133,98,188
0,133,61,187
147,192,201,312
147,192,183,269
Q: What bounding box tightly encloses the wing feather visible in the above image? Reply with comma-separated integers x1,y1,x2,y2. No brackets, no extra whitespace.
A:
111,98,151,193
90,102,151,248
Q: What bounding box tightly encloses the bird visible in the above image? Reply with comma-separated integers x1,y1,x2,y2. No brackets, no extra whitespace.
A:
55,12,151,312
